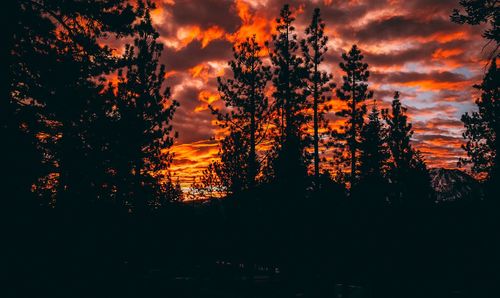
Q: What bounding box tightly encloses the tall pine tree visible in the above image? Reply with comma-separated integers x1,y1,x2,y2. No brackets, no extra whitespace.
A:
383,92,432,205
359,102,389,182
355,101,389,204
459,58,499,196
269,4,308,184
112,1,178,211
213,35,271,190
301,8,335,187
216,131,251,194
336,45,372,186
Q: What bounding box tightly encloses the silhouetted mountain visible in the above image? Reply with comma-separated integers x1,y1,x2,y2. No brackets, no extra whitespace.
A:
430,168,483,202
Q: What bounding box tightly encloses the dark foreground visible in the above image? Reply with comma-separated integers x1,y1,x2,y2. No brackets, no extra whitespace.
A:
6,191,499,298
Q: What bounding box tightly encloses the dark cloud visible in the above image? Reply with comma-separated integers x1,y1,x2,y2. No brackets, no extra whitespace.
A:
415,134,462,142
162,39,232,71
372,70,467,84
401,0,458,16
158,0,241,34
172,85,201,110
406,103,458,117
427,118,463,128
172,103,215,143
304,2,372,29
171,82,220,143
432,89,474,103
172,110,215,143
364,42,441,66
350,15,458,42
414,118,464,135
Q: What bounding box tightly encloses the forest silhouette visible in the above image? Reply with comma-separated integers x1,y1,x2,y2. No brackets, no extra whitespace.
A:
3,1,499,297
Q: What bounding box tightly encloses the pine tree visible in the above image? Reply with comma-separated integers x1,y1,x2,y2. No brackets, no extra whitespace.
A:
354,102,390,204
359,102,389,181
451,0,499,57
213,35,271,189
173,178,183,202
383,92,417,173
383,92,432,205
160,174,183,204
113,1,178,211
301,8,335,187
269,4,308,184
190,162,224,200
216,131,251,194
459,58,499,194
336,45,373,186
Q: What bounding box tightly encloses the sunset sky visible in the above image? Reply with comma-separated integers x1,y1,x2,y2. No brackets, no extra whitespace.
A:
138,0,490,187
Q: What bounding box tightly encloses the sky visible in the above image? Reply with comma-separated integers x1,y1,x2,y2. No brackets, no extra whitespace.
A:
139,0,490,187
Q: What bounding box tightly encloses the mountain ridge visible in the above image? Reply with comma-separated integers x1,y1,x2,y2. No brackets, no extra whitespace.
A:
429,168,483,202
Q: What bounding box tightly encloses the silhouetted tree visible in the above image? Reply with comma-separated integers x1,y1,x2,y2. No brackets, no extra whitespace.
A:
336,45,373,186
213,35,271,189
451,0,499,57
359,102,389,182
216,131,251,194
383,92,432,205
353,101,390,205
269,4,308,184
459,58,499,196
174,178,183,202
191,162,225,200
160,174,183,204
301,8,335,187
113,1,178,211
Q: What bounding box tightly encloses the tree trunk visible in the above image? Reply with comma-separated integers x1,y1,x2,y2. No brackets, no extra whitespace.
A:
313,70,320,187
249,83,257,189
351,73,357,186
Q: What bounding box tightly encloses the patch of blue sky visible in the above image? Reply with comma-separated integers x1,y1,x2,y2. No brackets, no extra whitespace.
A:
403,62,422,72
452,66,475,79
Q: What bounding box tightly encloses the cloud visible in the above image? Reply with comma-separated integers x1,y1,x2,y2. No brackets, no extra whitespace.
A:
162,39,233,71
351,15,461,43
373,70,467,83
371,70,473,91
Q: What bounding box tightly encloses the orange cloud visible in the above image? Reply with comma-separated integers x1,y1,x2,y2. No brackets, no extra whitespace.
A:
400,80,470,91
163,25,227,50
432,48,463,59
188,61,226,82
189,64,210,80
169,140,220,189
432,31,468,43
228,0,275,46
164,70,177,79
201,26,226,48
150,5,166,25
195,90,220,112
